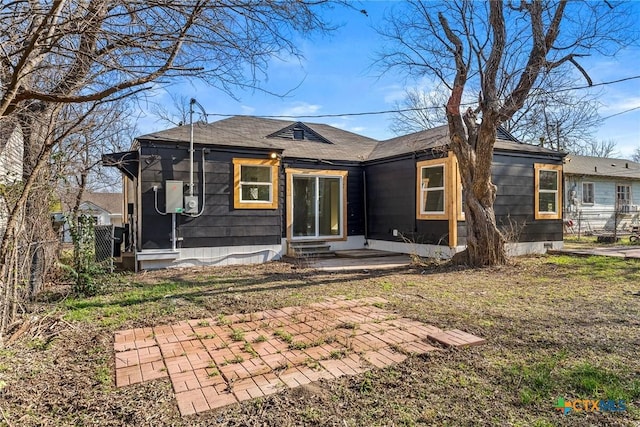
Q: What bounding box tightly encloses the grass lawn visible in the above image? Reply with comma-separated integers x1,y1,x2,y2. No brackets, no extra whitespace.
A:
0,254,639,426
564,235,640,249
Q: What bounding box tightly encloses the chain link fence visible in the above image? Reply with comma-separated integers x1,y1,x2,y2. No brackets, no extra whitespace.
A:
15,240,59,301
94,225,115,271
86,224,124,273
563,208,640,239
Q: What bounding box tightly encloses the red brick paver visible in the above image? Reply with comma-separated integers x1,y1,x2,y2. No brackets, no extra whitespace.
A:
427,329,487,348
114,297,484,416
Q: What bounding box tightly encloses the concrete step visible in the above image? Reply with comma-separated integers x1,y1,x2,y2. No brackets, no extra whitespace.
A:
289,241,335,258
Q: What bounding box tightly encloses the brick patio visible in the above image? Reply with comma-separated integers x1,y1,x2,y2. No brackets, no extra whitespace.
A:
113,297,485,416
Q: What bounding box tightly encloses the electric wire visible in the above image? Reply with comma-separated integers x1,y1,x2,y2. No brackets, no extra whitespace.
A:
204,75,640,121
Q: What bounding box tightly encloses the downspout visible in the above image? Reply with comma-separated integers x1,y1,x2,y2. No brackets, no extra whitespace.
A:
363,169,369,246
135,144,142,272
413,152,418,235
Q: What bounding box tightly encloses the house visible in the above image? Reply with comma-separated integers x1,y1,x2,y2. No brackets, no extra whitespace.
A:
77,192,124,227
563,155,640,234
0,120,24,238
364,126,564,258
57,192,124,243
104,116,565,270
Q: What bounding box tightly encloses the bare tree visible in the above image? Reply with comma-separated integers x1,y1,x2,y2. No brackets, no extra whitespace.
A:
632,147,640,163
390,87,448,134
151,94,196,128
0,0,337,339
391,73,602,153
502,71,602,151
378,0,636,266
573,139,618,158
54,100,134,196
0,1,336,116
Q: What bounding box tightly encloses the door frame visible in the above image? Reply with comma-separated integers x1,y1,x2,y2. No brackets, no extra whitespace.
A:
285,168,348,242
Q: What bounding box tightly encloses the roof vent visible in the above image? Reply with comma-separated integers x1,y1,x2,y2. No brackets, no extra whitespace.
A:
594,166,597,172
626,163,629,168
293,128,304,140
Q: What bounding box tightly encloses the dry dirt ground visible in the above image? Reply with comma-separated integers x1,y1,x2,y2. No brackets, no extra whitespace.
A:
0,254,639,426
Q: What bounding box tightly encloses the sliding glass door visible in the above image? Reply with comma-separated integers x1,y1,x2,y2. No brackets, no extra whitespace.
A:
292,175,343,239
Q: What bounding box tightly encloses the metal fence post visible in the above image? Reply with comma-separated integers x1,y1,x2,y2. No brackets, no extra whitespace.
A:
578,210,581,239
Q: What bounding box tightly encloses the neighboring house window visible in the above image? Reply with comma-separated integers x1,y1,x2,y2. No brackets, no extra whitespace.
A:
582,182,594,204
616,184,631,211
417,159,446,219
534,164,562,219
233,158,279,209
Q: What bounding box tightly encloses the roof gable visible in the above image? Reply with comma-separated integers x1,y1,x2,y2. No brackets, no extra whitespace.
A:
136,116,378,161
81,192,123,214
79,200,109,214
496,127,520,142
266,122,332,144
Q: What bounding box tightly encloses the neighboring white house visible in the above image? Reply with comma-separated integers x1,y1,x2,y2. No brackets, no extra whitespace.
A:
0,121,24,237
564,155,640,233
77,192,124,227
60,192,123,242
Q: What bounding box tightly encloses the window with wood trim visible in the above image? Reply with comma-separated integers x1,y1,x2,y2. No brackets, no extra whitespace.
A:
455,158,465,221
417,159,447,219
534,163,562,219
233,158,279,209
582,182,594,204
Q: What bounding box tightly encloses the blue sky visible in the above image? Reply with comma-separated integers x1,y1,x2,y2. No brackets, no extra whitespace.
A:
136,1,640,159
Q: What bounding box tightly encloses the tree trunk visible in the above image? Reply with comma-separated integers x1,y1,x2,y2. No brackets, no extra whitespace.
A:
448,111,507,267
0,104,58,341
455,189,507,266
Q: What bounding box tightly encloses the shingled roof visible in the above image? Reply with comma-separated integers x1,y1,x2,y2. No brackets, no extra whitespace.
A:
137,116,561,162
369,125,561,160
563,155,640,179
81,192,123,215
137,116,379,162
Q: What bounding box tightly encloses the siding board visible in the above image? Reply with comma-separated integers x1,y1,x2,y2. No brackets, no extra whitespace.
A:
365,158,416,241
139,144,281,250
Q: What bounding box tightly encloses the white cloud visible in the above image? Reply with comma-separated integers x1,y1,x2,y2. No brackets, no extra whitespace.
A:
269,50,307,70
276,102,322,117
598,95,640,113
240,105,255,115
382,84,405,104
381,77,456,106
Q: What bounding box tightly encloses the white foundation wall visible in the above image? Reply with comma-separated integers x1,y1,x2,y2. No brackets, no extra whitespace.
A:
365,239,458,259
137,243,284,270
326,235,367,251
366,239,563,259
137,236,370,270
135,237,562,269
505,240,563,257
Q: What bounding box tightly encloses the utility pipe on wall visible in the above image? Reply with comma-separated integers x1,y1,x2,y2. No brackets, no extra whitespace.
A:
189,99,195,197
189,98,207,198
171,213,177,251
